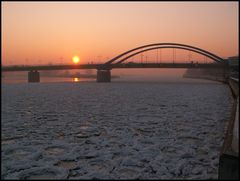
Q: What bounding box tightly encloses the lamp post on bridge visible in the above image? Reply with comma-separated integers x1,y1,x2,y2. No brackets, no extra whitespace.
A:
140,53,144,64
173,48,176,64
160,49,161,63
188,51,192,63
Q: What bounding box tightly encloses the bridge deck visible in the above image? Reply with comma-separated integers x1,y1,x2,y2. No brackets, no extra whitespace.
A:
2,63,225,72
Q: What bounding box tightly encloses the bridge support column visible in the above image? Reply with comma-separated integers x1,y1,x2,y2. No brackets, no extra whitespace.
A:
28,70,40,83
97,70,111,82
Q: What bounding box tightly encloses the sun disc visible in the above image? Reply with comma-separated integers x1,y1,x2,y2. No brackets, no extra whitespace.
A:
72,56,80,64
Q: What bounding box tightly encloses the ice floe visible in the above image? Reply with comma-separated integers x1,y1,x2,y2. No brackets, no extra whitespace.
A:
1,81,233,179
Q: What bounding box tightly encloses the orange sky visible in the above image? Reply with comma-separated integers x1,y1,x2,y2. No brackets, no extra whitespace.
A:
2,2,239,65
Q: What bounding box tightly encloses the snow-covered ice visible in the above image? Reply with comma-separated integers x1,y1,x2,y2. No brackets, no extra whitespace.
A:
1,80,233,179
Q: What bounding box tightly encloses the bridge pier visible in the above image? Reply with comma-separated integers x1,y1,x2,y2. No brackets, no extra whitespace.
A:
28,70,40,83
97,69,111,82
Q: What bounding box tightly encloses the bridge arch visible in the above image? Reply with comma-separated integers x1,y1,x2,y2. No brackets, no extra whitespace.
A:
115,46,224,64
104,43,224,65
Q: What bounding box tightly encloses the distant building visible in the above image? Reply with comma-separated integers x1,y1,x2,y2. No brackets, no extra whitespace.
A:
228,56,239,67
227,56,239,78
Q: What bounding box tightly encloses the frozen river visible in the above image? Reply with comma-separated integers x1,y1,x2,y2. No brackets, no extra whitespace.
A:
1,77,233,179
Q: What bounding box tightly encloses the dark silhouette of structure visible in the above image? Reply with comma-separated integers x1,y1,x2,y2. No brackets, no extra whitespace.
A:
1,43,228,82
28,70,40,83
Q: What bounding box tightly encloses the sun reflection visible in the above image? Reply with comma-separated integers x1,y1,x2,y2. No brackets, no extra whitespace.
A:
73,77,80,82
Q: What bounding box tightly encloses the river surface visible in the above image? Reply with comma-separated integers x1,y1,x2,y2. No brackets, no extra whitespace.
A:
1,71,233,179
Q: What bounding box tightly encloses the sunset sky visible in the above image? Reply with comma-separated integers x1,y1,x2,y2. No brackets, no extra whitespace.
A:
2,2,239,65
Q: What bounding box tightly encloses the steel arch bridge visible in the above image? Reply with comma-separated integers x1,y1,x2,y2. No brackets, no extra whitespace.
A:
100,42,225,69
2,42,228,83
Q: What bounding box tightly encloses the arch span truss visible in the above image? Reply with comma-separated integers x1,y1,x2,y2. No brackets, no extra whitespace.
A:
103,43,225,67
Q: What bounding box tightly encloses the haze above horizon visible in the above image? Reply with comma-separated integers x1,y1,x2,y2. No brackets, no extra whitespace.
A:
2,2,238,66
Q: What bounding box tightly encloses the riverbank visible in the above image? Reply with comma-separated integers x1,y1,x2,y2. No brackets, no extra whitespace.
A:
218,77,239,180
183,68,227,83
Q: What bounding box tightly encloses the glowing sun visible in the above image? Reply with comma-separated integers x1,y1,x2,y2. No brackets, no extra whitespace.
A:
72,56,80,64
